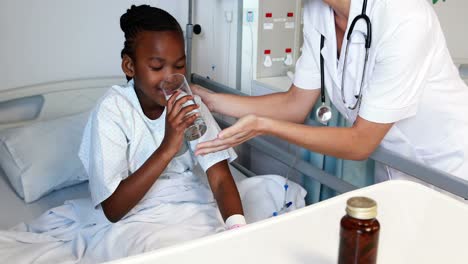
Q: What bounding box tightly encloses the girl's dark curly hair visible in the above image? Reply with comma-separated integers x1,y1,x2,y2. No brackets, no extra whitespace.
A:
120,5,183,80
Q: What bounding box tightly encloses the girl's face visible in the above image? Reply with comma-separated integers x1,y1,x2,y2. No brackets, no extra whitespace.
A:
123,30,186,117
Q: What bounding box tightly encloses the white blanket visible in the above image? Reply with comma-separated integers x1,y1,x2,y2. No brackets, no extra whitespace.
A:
0,175,306,264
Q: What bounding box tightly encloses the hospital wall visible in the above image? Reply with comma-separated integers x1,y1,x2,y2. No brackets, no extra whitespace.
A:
1,0,467,91
431,0,468,64
0,0,237,91
191,0,240,90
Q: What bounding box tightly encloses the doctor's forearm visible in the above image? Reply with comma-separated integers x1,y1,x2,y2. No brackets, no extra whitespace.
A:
261,118,375,161
210,86,317,123
211,92,294,120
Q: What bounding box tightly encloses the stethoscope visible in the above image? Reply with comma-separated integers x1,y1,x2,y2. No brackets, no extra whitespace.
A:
316,0,372,124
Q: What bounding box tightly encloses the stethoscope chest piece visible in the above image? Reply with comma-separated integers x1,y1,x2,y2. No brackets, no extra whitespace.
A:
316,103,332,125
316,0,371,124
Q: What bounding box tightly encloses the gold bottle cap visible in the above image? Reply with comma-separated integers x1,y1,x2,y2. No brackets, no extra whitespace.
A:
346,197,377,220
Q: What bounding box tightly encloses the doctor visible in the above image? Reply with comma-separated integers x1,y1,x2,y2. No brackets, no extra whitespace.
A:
194,0,468,184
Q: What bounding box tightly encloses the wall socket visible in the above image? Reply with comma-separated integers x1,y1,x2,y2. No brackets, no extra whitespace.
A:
224,10,233,23
243,8,256,24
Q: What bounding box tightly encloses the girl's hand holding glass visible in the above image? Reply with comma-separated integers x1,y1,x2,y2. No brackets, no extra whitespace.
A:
160,74,207,141
161,90,200,156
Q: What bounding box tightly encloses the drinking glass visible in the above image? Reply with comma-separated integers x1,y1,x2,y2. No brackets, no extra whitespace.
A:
160,73,207,141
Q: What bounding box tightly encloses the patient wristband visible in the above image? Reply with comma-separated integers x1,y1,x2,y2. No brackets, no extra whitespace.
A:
225,214,246,230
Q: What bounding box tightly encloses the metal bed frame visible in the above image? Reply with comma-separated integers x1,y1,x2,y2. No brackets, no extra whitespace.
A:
191,73,468,200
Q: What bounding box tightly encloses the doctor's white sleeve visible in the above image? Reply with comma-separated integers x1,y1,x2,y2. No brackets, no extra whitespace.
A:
359,16,433,124
293,29,321,90
79,104,129,208
188,96,237,172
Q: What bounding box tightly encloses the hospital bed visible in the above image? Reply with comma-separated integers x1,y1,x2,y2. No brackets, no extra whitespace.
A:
0,77,257,230
0,75,312,264
1,75,468,264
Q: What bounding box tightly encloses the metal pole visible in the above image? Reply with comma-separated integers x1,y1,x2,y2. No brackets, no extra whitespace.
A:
235,0,243,90
371,147,468,199
186,0,194,81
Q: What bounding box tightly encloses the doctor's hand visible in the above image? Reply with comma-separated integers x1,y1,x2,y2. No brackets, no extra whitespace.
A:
161,91,199,157
195,114,264,156
191,84,215,112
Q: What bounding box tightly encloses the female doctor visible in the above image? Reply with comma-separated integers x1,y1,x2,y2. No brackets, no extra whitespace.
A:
194,0,468,184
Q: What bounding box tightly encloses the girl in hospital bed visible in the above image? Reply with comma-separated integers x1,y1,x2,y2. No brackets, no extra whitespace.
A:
79,4,245,228
0,5,306,263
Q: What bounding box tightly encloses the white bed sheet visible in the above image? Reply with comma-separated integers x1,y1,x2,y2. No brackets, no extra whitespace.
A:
0,170,307,264
0,168,89,230
0,165,247,230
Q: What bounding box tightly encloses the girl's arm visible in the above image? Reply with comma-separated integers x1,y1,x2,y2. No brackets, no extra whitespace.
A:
101,93,198,223
205,160,244,222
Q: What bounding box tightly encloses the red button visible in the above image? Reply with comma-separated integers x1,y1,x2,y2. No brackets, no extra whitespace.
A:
287,12,294,17
265,13,272,18
285,48,292,53
264,50,271,55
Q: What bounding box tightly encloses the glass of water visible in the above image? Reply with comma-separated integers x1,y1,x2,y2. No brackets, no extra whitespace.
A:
160,73,207,141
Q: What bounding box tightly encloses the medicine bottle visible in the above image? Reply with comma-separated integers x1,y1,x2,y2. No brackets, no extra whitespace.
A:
338,196,380,264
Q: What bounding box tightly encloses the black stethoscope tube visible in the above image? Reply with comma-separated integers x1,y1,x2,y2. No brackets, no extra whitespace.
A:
320,36,326,105
320,0,372,105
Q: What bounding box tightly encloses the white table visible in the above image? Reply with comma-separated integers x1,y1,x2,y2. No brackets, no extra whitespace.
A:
111,181,468,264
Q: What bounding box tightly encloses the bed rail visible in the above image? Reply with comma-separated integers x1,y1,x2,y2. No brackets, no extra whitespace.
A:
192,74,358,194
192,73,468,199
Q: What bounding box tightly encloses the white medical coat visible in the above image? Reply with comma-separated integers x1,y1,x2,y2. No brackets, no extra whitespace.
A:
294,0,468,182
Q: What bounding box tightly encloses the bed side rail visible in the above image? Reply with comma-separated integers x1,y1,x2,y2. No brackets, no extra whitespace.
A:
192,73,468,199
370,147,468,199
192,74,357,193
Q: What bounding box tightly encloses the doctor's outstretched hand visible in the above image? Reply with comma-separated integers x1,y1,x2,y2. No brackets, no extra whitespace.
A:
195,114,264,156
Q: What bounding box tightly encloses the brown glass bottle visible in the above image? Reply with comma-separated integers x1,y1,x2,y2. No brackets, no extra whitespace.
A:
338,197,380,264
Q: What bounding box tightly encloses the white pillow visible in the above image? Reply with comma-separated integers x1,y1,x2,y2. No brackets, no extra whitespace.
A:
0,112,89,203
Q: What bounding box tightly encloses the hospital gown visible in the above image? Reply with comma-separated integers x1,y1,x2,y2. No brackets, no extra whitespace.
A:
0,82,307,263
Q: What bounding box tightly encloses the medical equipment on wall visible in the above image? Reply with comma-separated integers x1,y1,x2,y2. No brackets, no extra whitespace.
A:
241,0,302,95
256,0,302,78
316,0,372,124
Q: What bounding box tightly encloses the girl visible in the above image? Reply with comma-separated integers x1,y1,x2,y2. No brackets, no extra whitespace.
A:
79,4,245,227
